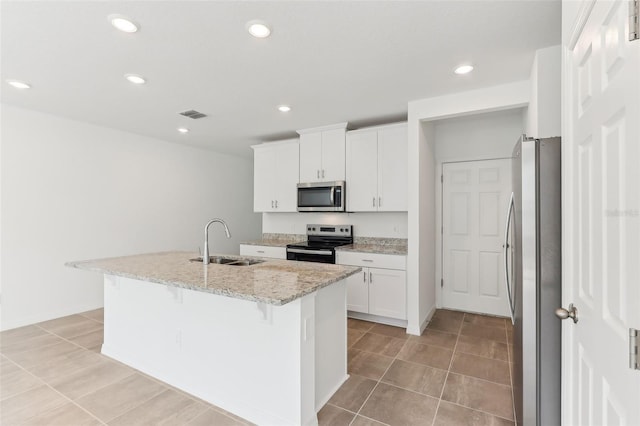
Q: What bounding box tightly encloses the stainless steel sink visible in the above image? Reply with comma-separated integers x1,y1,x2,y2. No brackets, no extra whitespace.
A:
189,256,264,266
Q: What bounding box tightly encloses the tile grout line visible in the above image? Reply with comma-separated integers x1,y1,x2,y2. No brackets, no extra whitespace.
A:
429,313,465,426
25,318,254,424
438,400,517,423
4,326,231,426
346,324,411,426
0,353,108,425
346,313,515,425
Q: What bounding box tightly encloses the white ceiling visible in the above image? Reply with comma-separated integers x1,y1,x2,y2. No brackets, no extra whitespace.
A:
1,1,560,158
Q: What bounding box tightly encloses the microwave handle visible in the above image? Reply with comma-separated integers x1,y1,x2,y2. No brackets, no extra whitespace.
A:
330,187,335,205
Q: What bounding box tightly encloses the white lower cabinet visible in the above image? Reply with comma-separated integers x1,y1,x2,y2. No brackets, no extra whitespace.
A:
346,270,369,313
337,252,407,321
239,244,286,259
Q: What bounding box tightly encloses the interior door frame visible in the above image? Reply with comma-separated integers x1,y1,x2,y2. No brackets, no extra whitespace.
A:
562,2,595,424
436,156,512,311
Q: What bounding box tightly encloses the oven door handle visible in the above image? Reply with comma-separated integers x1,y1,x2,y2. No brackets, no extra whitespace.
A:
287,248,333,256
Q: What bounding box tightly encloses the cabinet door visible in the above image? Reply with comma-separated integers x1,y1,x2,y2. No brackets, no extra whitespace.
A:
274,142,299,212
321,128,346,181
346,131,378,212
377,125,408,211
299,133,322,182
368,268,406,320
253,147,275,212
346,268,369,314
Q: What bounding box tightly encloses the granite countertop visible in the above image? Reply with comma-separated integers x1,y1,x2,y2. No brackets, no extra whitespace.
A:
67,251,360,306
336,244,407,255
241,233,305,248
336,237,408,256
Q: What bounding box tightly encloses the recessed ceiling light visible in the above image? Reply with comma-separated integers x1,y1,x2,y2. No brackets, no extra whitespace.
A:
6,79,31,89
177,127,190,134
246,20,271,38
108,14,139,33
278,105,291,112
124,74,146,84
454,65,474,75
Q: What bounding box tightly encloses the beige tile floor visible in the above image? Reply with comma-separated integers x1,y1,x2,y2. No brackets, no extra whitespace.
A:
1,308,514,426
320,309,515,426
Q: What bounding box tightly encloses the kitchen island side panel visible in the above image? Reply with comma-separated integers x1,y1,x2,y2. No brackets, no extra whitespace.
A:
102,274,346,426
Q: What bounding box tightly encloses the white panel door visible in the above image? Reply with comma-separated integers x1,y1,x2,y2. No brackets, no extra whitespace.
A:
253,147,276,212
378,125,408,211
368,267,407,320
299,132,322,183
442,159,512,316
346,269,369,314
346,131,378,212
274,142,299,212
564,1,640,424
320,128,346,182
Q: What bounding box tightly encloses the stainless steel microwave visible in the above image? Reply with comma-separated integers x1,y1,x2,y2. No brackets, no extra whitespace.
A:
297,181,345,212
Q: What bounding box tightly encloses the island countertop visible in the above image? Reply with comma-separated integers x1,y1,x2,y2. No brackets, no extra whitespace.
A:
67,251,361,306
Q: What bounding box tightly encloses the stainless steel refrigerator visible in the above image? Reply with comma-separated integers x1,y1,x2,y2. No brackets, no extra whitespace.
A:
504,135,561,426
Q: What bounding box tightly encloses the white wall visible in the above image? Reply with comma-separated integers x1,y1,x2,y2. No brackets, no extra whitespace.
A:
527,45,562,138
262,212,407,239
435,109,525,162
0,105,261,330
433,108,525,309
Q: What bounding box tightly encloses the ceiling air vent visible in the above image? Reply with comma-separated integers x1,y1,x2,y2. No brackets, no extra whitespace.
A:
179,110,207,119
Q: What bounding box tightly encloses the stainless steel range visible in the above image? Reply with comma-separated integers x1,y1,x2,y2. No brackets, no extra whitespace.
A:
286,224,353,264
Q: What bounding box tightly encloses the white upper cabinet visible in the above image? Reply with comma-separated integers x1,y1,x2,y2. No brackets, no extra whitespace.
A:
252,140,299,212
345,131,378,211
346,123,408,212
298,123,347,183
377,124,408,211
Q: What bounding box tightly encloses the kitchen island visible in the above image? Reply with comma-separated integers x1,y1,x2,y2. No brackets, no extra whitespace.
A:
67,251,360,426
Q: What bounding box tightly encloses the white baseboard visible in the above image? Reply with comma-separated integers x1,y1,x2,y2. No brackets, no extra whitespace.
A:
347,311,408,329
1,302,104,331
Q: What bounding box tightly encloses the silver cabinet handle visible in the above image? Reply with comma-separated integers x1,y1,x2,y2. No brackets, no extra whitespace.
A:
257,250,265,254
271,200,274,208
275,200,278,208
363,271,366,282
322,169,325,178
369,271,372,283
372,197,376,207
503,192,515,325
379,196,382,207
317,170,320,179
362,259,373,263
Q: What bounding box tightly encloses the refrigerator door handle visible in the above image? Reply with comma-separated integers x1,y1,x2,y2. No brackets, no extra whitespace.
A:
504,192,515,324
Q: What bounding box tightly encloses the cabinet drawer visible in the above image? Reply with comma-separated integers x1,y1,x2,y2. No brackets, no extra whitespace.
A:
239,245,286,259
336,251,406,270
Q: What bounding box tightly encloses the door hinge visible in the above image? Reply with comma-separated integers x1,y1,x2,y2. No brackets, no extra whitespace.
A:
441,278,444,288
630,328,639,370
630,0,639,41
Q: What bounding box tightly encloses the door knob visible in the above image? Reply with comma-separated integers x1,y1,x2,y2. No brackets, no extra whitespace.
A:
555,303,578,323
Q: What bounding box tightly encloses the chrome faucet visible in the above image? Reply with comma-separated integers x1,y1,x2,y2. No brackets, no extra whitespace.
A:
202,218,231,265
